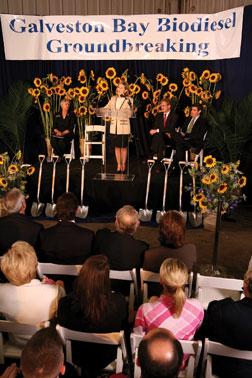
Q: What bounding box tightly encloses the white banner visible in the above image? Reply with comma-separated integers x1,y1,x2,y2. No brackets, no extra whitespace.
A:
0,7,244,61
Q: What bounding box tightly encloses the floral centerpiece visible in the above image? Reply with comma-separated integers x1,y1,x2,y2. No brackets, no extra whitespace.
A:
0,151,35,199
188,155,246,215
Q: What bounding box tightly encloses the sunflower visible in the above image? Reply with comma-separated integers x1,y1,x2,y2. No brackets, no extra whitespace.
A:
156,73,163,82
100,80,109,91
204,155,216,168
152,107,158,116
183,78,191,87
144,112,149,119
142,91,149,100
78,95,86,103
8,164,18,174
193,193,205,202
74,87,80,95
43,103,50,112
135,85,141,94
60,76,66,84
52,75,59,83
202,70,210,79
169,83,178,92
40,85,48,92
0,178,8,187
201,91,208,101
54,86,61,95
209,73,218,83
210,173,218,183
105,67,116,79
78,69,87,84
33,88,40,97
221,165,229,174
218,183,228,194
184,106,190,117
79,106,87,116
201,177,211,185
185,88,190,97
28,88,34,95
236,160,240,167
0,156,4,164
153,89,161,98
141,73,145,84
120,75,127,83
196,87,202,96
216,73,222,81
65,76,72,86
189,71,196,81
163,91,173,100
58,88,66,96
189,84,197,93
80,87,89,97
113,77,120,87
46,88,53,97
146,104,152,112
27,166,35,176
33,78,42,87
199,199,208,210
129,83,136,92
238,176,247,188
67,88,75,98
160,76,168,86
88,105,95,115
153,97,158,105
215,90,221,100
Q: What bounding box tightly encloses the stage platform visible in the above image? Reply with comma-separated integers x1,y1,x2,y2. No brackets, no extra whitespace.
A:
26,153,193,221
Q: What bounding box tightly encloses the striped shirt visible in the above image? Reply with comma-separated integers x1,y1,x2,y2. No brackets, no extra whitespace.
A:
134,295,204,340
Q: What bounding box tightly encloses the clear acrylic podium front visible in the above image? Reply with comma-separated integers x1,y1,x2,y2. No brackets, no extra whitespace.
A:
94,107,136,182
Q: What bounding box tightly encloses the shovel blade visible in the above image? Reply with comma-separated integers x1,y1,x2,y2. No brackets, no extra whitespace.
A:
76,205,89,219
156,210,165,224
188,212,202,227
180,211,188,222
31,202,45,217
45,203,57,218
139,208,153,222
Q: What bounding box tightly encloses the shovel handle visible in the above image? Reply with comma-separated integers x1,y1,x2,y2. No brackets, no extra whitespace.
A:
161,162,170,212
37,156,45,202
178,162,186,212
51,156,58,203
65,157,71,193
144,160,155,210
80,164,85,206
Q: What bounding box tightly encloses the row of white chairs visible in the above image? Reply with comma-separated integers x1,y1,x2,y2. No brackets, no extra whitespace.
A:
1,319,252,378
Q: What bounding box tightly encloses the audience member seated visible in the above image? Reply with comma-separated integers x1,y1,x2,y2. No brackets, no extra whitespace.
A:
20,327,78,378
134,258,203,345
0,241,65,345
0,188,43,255
198,266,252,378
93,205,149,270
39,192,94,264
57,255,128,375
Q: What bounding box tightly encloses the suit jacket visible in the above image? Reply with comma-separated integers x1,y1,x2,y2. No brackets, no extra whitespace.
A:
104,96,133,135
181,115,207,146
153,111,178,134
0,213,43,255
93,229,149,270
200,297,252,378
39,221,94,265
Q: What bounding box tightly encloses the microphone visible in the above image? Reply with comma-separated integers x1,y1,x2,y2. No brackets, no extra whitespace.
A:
127,98,133,109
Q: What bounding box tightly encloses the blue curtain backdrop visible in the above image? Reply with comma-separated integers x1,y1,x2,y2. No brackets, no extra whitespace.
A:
0,5,251,102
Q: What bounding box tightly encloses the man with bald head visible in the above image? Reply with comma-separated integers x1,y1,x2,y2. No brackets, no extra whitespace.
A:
138,328,184,378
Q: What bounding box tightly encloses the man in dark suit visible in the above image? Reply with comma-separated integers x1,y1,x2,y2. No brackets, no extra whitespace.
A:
197,267,252,378
0,188,43,255
39,192,93,265
93,205,149,270
171,103,207,163
149,98,178,171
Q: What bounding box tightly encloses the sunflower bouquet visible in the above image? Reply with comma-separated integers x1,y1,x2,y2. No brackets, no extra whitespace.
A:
182,68,222,118
0,151,35,198
187,155,246,214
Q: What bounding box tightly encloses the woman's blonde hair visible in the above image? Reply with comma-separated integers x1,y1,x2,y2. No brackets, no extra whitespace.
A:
116,81,129,97
160,258,188,318
1,241,38,286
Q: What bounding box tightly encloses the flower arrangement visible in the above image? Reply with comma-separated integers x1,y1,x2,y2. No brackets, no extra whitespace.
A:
0,151,35,198
187,155,246,214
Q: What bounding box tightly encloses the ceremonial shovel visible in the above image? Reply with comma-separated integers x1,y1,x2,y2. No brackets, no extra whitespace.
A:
31,154,45,217
178,161,188,221
45,155,59,218
188,161,202,227
139,159,155,222
64,154,72,193
77,157,89,219
156,160,171,223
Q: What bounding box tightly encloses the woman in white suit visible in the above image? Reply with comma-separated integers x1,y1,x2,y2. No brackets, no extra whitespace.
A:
105,81,133,173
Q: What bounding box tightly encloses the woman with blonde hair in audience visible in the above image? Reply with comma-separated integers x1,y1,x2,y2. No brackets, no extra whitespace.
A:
134,258,203,340
0,241,65,345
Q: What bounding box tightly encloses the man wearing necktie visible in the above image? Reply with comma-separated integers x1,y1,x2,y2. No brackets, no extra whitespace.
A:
171,103,208,163
148,99,178,171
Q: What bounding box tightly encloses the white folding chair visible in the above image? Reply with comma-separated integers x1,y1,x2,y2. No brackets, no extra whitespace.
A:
84,125,106,164
56,324,127,376
203,338,252,378
130,333,202,378
0,320,45,364
37,262,81,280
140,269,193,303
110,268,138,312
195,273,244,310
